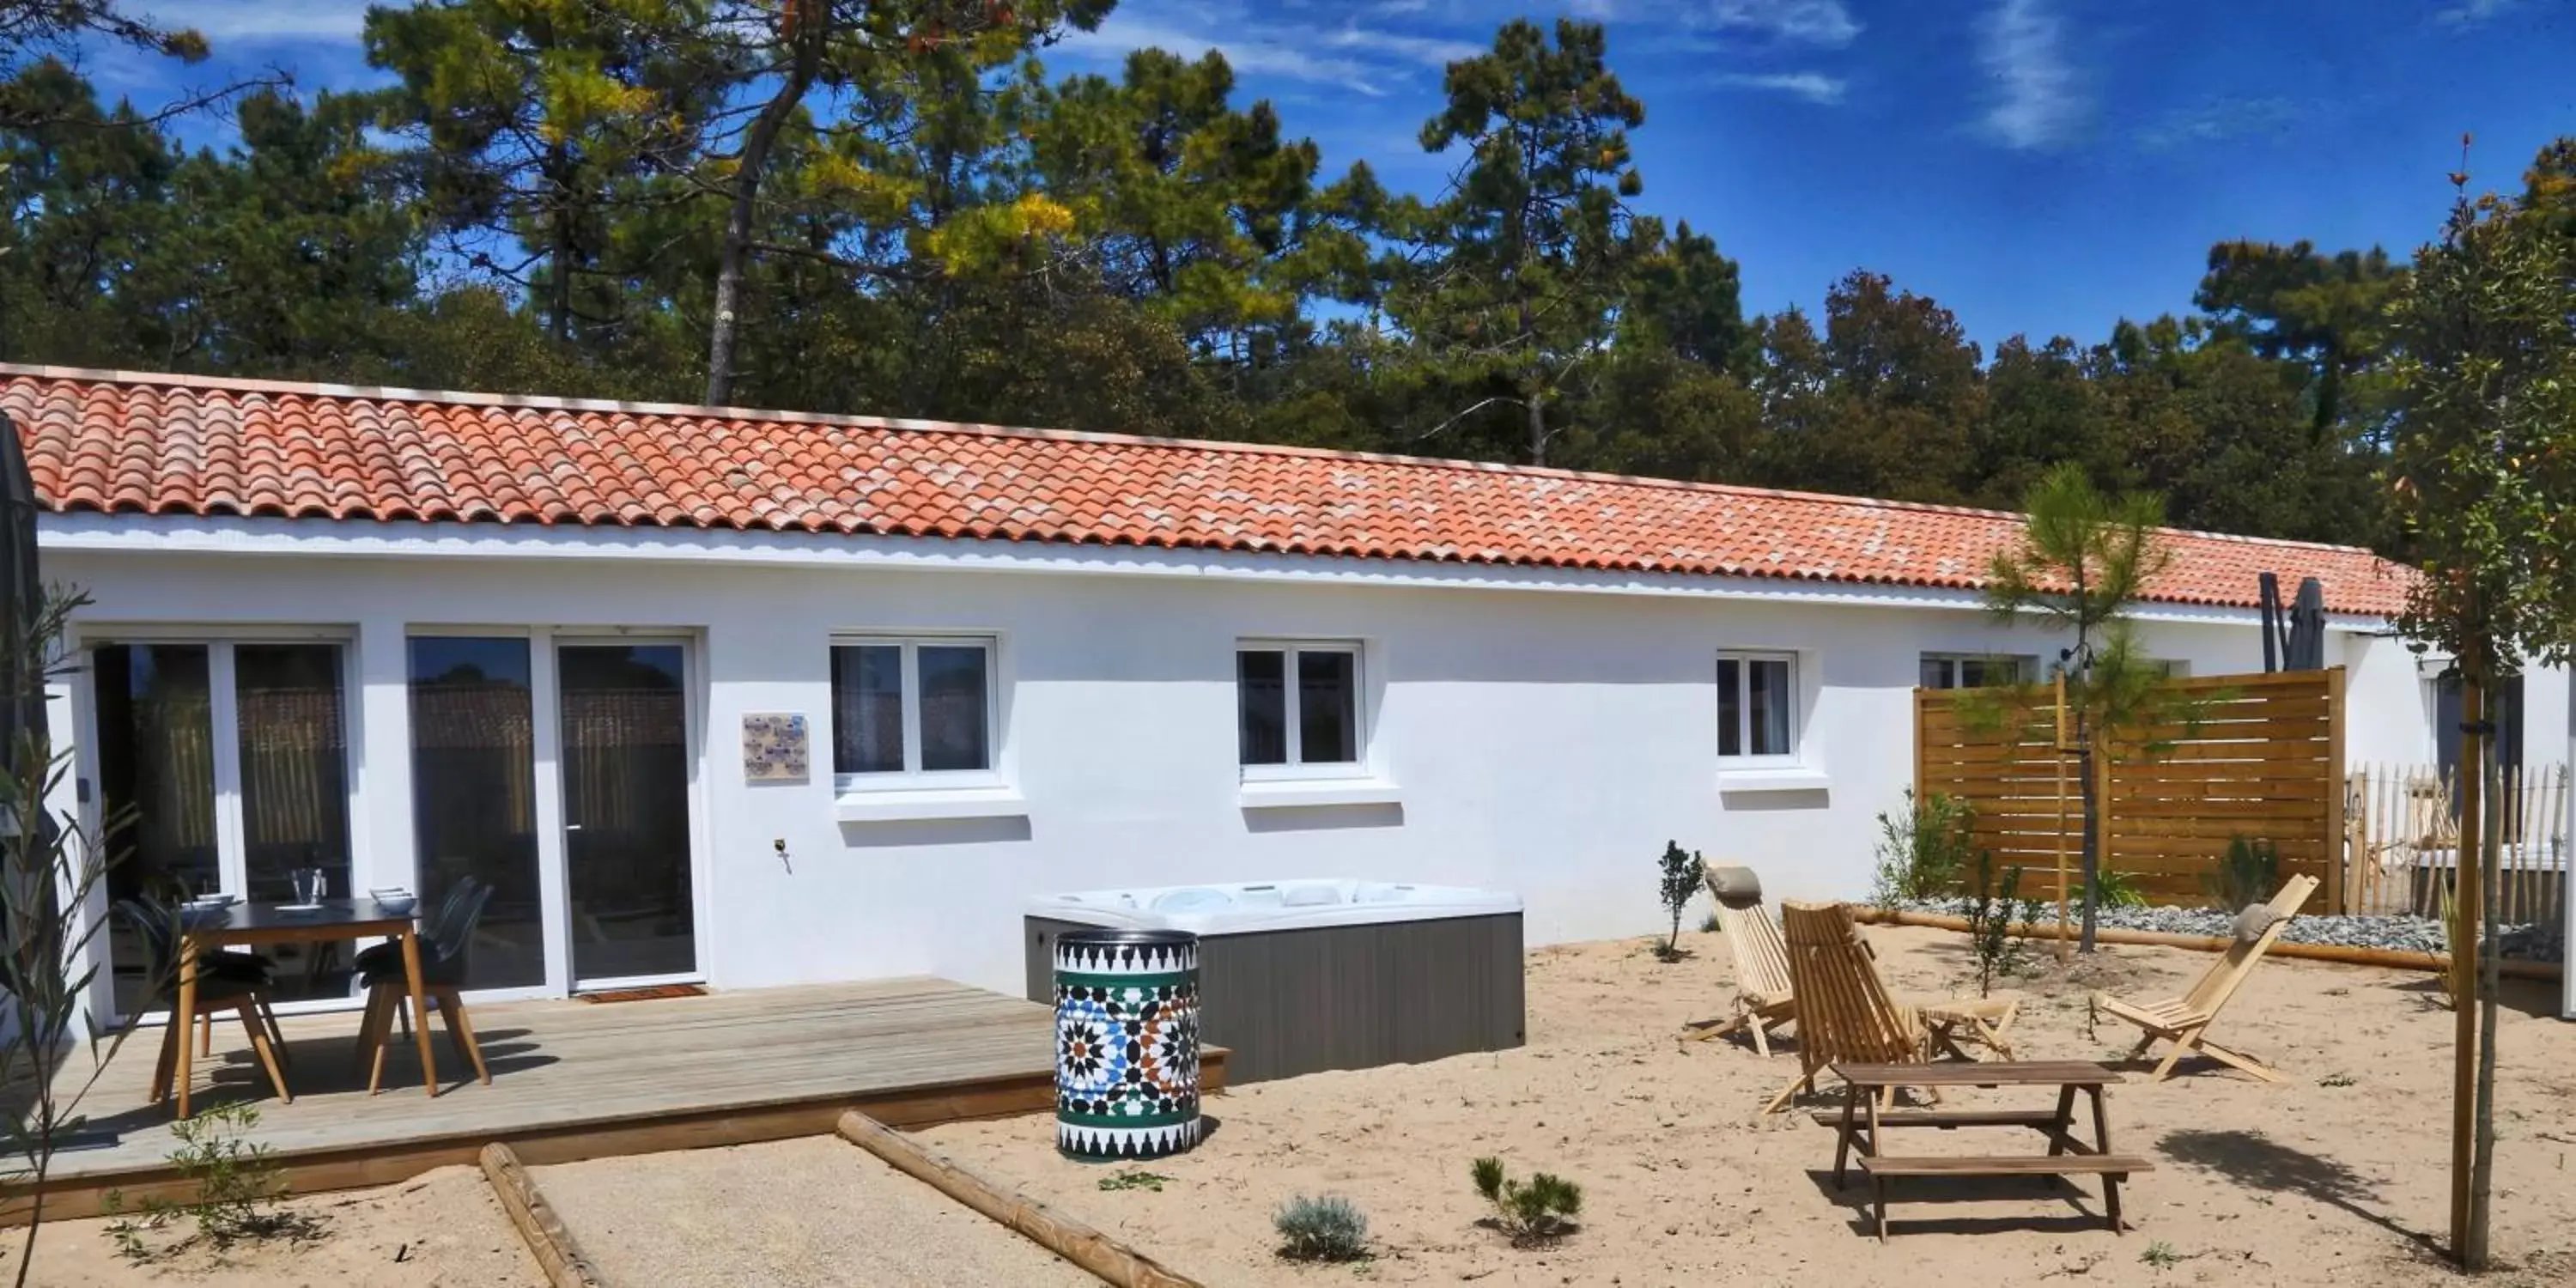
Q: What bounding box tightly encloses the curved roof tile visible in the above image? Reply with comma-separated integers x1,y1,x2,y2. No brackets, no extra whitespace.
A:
0,367,2410,615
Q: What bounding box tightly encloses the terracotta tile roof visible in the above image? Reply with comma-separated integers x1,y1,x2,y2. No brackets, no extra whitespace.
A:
0,366,2411,616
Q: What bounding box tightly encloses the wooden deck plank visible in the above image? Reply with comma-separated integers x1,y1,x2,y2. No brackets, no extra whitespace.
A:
9,977,1227,1226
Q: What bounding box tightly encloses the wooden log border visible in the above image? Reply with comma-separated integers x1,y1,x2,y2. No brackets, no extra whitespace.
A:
479,1142,607,1288
1854,906,2564,981
834,1110,1206,1288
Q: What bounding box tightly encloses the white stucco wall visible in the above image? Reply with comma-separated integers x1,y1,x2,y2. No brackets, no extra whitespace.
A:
41,539,2550,1004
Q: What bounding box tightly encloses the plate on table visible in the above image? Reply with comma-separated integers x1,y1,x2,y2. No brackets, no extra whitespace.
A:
276,902,325,916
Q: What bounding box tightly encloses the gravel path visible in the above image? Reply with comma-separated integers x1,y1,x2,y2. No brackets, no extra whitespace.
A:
532,1135,1098,1288
1896,897,2562,960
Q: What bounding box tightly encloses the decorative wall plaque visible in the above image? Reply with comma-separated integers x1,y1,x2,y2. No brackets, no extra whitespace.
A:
741,713,811,782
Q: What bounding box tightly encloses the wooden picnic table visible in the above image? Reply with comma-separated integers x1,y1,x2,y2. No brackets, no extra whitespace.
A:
1817,1060,2154,1242
168,899,435,1119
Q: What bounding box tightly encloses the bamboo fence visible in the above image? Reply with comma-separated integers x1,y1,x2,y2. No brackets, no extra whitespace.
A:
2343,762,2571,926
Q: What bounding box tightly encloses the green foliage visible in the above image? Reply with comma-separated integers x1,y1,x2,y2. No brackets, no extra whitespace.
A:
1470,1157,1583,1246
1963,852,2043,998
1656,841,1701,960
1273,1194,1370,1262
2203,837,2281,910
101,1103,313,1261
1982,464,2206,951
2093,867,2148,909
1097,1170,1174,1193
1,18,2536,556
1870,789,1976,906
2141,1241,2182,1269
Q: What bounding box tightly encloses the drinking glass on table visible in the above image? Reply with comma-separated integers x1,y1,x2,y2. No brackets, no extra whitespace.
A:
290,867,326,905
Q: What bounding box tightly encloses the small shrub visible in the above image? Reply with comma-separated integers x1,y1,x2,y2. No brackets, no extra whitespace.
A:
1098,1170,1174,1193
2202,835,2281,910
1656,841,1702,960
1470,1156,1582,1246
104,1103,314,1261
2141,1240,2182,1269
2093,867,2148,909
1273,1194,1370,1262
1870,789,1976,906
1964,850,2044,997
1698,908,1722,933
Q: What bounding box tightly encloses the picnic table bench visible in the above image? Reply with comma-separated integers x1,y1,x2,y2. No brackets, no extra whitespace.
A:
1818,1060,2153,1242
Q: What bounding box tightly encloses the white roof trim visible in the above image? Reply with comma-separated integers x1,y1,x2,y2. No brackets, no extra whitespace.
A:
36,512,2387,631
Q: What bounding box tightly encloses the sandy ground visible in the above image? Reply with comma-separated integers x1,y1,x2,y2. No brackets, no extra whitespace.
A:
13,1164,543,1287
534,1134,1097,1288
915,926,2576,1288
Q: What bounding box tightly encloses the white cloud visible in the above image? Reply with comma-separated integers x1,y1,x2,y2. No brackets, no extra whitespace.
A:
1977,0,2087,151
1716,70,1846,105
1058,17,1391,95
1705,1,1862,47
139,0,371,44
2137,96,2300,150
2435,0,2517,27
1321,26,1484,69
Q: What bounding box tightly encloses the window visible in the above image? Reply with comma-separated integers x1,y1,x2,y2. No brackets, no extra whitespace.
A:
1919,653,2033,690
2141,659,2189,679
1716,653,1798,761
829,637,997,782
1238,641,1362,772
91,637,355,1014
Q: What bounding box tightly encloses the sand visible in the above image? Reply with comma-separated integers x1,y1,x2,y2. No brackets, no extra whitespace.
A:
13,1163,543,1287
917,926,2576,1287
533,1134,1097,1288
24,927,2573,1286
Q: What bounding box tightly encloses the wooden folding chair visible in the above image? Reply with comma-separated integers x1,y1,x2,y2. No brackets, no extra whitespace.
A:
1765,902,2019,1114
1684,865,1795,1055
2093,873,2321,1083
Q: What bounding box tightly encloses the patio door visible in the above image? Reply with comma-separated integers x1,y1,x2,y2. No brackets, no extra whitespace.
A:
555,641,700,987
88,636,359,1018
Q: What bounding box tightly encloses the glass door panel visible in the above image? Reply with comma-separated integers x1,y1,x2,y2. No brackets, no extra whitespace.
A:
409,637,546,990
557,643,696,982
232,642,356,1003
94,644,217,1018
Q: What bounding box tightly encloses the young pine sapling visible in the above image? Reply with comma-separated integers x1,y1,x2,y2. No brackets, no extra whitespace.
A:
1963,850,2044,997
1470,1156,1582,1246
1656,841,1701,961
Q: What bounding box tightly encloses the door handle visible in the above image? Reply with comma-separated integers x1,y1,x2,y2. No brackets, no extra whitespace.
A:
565,823,584,832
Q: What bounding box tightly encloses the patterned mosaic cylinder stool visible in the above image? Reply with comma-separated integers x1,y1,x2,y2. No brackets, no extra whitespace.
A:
1054,928,1202,1160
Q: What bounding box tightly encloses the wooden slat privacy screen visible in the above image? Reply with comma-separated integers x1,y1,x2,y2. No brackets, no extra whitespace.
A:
1914,667,2346,912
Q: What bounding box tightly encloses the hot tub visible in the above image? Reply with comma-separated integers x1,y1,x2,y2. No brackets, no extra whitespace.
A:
1024,880,1526,1084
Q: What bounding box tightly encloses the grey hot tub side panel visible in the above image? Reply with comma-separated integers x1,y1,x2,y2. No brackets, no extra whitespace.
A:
1024,912,1526,1084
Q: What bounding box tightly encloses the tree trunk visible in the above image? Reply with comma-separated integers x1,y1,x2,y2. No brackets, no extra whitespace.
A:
2471,735,2501,1270
2449,668,2485,1267
1524,388,1546,467
706,12,825,407
547,142,572,344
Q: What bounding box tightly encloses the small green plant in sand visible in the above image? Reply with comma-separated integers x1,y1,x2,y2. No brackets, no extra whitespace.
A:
1699,908,1722,933
1273,1194,1370,1262
1470,1157,1582,1246
2093,866,2148,909
1097,1170,1176,1193
2140,1241,2182,1269
1870,789,1976,906
1655,841,1701,960
2203,835,2281,910
1963,850,2044,997
2319,1072,2358,1089
102,1103,315,1261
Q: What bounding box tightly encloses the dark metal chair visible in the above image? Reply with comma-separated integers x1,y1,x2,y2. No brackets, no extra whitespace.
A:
354,877,494,1094
119,900,292,1107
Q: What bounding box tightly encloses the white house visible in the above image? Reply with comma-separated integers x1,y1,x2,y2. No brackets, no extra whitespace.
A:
5,366,2565,1020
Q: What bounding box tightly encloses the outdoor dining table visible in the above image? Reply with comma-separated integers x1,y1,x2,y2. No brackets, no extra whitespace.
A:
168,897,436,1119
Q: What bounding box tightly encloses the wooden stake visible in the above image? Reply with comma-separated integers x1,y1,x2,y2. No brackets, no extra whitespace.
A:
2054,674,2071,960
479,1143,606,1288
835,1112,1206,1288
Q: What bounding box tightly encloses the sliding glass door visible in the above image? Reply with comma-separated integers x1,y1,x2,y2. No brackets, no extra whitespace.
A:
407,637,547,990
556,642,698,986
92,639,355,1016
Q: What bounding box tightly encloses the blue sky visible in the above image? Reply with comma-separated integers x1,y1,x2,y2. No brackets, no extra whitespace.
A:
117,0,2576,348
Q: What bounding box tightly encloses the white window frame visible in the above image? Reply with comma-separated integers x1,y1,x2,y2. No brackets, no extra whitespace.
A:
73,626,368,1021
1716,650,1801,767
829,634,1005,793
1920,653,2038,690
1237,639,1368,781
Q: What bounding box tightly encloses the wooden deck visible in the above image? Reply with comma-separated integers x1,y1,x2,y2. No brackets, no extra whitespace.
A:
10,977,1224,1224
